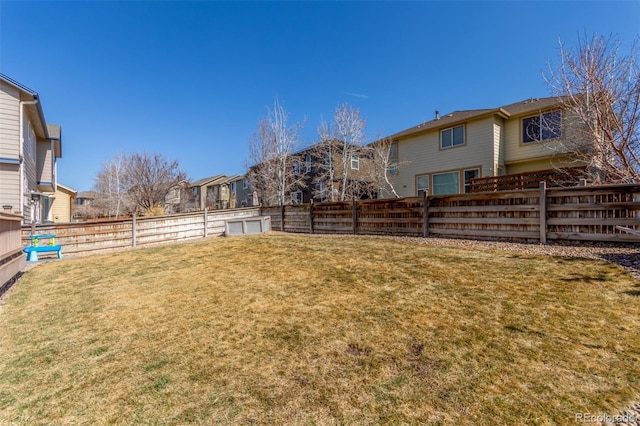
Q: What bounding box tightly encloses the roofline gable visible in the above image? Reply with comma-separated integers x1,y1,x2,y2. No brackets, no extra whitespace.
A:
375,96,563,144
0,73,50,140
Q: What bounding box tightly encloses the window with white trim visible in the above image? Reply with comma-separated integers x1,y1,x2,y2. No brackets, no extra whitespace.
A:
463,168,480,193
417,175,429,196
305,154,312,173
432,171,460,195
243,179,248,189
350,155,360,170
522,110,562,143
293,159,301,174
440,125,465,149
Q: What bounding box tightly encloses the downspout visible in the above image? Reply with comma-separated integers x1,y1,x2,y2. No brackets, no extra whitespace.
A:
20,99,39,221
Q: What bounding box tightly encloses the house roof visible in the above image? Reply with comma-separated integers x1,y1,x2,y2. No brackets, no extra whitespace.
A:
221,174,243,184
190,174,227,188
56,183,77,195
384,96,563,142
500,96,564,116
0,73,50,140
77,191,98,199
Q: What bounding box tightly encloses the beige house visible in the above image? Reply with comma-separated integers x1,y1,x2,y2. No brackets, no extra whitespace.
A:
190,174,243,210
48,183,76,223
0,74,63,223
380,96,582,197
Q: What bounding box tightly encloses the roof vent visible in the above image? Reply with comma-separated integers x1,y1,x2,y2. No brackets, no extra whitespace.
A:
435,110,440,120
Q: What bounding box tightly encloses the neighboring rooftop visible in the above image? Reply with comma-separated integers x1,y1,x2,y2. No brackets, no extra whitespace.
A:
386,96,563,141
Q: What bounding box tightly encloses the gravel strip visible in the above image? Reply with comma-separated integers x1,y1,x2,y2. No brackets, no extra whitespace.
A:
289,232,640,281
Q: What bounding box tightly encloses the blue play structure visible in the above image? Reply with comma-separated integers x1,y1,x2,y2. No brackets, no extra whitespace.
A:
23,234,62,262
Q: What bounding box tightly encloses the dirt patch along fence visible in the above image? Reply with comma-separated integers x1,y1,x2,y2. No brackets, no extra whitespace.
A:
261,183,640,243
21,207,261,257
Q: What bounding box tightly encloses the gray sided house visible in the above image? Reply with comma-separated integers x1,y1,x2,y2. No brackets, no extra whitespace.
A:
0,74,63,223
229,175,254,208
289,141,376,204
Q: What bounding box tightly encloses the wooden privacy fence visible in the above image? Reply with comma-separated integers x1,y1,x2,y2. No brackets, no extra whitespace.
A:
1,212,25,289
261,183,640,243
469,167,585,193
21,207,261,257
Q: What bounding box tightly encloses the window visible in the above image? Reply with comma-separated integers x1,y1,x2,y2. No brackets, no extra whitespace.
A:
440,125,465,149
463,168,480,193
389,142,398,175
315,182,327,202
417,175,429,196
291,191,303,204
389,142,398,159
305,154,312,173
230,182,236,193
293,159,301,174
243,179,249,189
351,155,360,170
522,110,562,143
432,171,460,195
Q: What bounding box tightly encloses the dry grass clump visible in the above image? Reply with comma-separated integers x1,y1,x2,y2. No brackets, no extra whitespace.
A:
1,234,638,425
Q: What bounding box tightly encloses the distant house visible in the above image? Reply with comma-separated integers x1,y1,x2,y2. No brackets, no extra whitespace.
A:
0,74,63,223
229,175,254,208
73,191,98,220
377,96,585,197
49,183,76,223
288,140,376,204
190,174,248,210
164,180,192,214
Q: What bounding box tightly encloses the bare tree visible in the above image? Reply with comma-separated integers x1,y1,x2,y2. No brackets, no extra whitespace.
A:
369,135,403,198
124,152,187,215
311,120,339,202
545,33,640,183
312,104,371,201
93,153,131,219
247,98,305,206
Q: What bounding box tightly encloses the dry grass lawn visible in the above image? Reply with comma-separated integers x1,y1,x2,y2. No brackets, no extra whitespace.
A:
1,234,639,425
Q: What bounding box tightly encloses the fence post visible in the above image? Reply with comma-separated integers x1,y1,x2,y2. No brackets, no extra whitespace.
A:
204,208,208,238
309,200,314,234
280,204,285,232
132,214,137,248
539,181,547,244
352,200,358,235
423,191,430,237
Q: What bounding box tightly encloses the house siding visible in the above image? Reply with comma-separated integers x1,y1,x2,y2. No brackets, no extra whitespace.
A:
504,112,564,164
23,118,37,188
493,117,505,175
0,163,20,210
504,110,587,172
395,116,498,196
50,186,74,223
0,82,20,160
36,139,53,189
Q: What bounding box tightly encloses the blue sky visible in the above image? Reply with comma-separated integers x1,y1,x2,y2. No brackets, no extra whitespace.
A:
1,1,638,191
